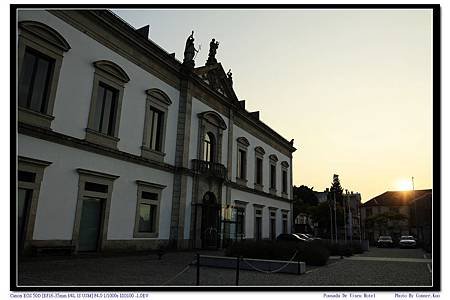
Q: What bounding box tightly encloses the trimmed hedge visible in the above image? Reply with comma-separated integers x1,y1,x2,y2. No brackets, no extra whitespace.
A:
318,240,365,256
225,240,330,266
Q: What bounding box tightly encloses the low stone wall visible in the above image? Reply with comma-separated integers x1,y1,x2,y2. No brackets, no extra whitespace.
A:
196,255,306,274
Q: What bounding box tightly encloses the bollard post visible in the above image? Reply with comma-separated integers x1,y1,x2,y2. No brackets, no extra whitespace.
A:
235,256,241,286
196,253,200,286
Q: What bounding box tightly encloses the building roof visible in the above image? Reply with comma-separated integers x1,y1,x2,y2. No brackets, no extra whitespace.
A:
98,10,297,154
362,189,432,207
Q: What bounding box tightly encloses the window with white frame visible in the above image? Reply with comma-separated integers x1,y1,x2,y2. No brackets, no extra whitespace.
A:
86,60,130,149
281,161,289,197
269,154,278,195
254,205,264,240
134,180,166,238
17,156,52,253
254,146,265,191
282,212,288,234
203,132,216,162
141,89,172,162
269,208,277,240
236,137,250,186
18,21,71,129
234,200,248,240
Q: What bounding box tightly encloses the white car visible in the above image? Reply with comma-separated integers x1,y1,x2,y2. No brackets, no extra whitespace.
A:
399,236,416,248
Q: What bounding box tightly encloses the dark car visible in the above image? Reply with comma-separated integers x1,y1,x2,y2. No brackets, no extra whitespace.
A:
276,233,309,242
304,233,322,241
377,235,394,248
398,236,417,248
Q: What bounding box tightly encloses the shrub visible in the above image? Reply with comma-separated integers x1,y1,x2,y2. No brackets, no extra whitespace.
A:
225,240,329,266
300,241,330,266
351,242,363,254
225,240,300,261
318,240,368,256
342,246,353,257
326,242,341,256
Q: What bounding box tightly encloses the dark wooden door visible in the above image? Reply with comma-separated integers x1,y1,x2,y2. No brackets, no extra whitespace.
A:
201,203,220,248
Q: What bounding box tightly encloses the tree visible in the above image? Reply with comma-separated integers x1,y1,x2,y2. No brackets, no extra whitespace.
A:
329,174,344,205
309,201,345,238
365,212,408,235
293,185,319,206
293,185,319,219
292,185,320,234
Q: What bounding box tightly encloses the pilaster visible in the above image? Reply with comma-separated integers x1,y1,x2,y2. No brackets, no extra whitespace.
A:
170,69,193,248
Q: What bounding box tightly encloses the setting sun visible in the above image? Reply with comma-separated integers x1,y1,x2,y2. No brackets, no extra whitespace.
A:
395,179,413,191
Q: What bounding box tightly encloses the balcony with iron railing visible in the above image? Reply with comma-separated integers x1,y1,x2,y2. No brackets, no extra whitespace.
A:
191,159,227,180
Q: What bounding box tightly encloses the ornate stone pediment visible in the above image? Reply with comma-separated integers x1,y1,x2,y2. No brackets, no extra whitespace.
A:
19,21,71,52
255,146,266,155
197,111,227,130
237,137,250,147
194,63,237,101
269,154,279,162
145,89,172,106
93,60,130,83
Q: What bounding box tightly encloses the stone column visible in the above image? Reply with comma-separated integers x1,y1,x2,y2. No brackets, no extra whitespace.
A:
170,69,193,249
290,155,294,233
225,108,234,206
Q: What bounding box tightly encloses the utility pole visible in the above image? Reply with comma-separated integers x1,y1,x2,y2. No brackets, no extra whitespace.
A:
348,191,353,246
334,191,338,243
412,176,418,240
344,190,347,244
329,200,334,242
358,201,362,243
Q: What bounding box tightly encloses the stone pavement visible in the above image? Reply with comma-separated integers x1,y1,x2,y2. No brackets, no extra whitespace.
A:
17,247,433,287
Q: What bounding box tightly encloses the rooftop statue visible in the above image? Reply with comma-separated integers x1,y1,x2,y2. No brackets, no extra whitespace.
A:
183,31,198,68
206,38,219,65
227,69,233,86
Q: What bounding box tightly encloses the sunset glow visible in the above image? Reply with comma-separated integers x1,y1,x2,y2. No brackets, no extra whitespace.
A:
113,9,433,202
395,179,413,191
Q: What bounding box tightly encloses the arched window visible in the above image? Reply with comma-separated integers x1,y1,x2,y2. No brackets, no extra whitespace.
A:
203,132,215,162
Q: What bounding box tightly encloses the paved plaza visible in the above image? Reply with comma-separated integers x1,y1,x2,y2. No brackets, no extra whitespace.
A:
17,247,432,287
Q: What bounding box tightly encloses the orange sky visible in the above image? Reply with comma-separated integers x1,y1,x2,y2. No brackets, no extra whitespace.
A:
114,9,433,202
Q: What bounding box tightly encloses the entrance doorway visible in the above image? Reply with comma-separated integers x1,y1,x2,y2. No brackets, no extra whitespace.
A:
78,198,104,252
201,192,220,248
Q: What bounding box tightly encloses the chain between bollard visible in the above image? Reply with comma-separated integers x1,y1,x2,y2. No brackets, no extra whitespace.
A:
161,264,191,285
240,250,299,274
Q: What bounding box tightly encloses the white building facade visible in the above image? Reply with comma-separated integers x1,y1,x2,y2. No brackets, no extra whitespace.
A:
16,10,296,254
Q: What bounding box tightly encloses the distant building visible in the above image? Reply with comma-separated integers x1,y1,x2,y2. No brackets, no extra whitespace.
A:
294,212,314,234
409,192,432,251
314,189,329,204
343,191,363,240
361,189,432,244
307,189,362,240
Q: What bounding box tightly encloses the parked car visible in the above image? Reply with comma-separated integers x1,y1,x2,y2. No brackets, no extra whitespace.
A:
398,236,417,248
377,235,394,248
305,233,322,240
276,233,309,242
297,233,314,241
